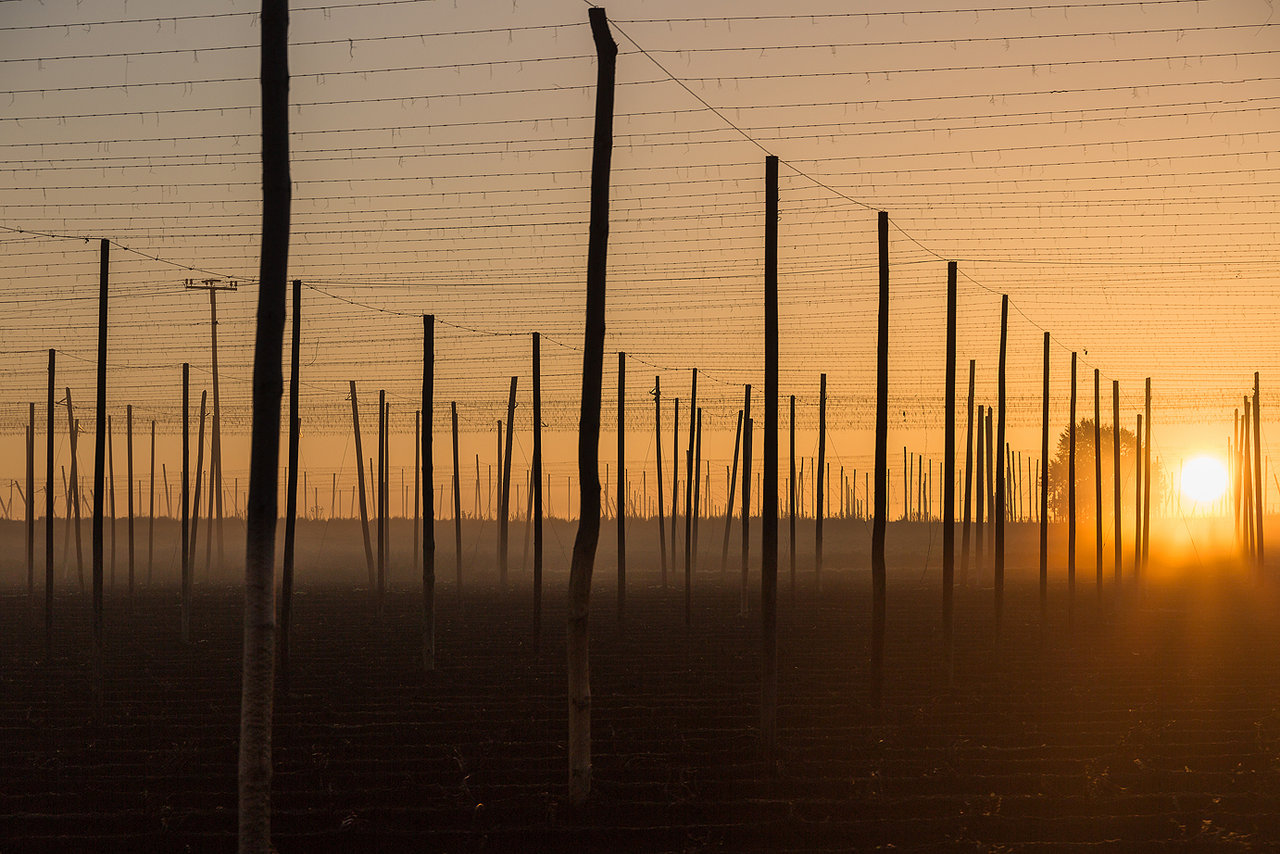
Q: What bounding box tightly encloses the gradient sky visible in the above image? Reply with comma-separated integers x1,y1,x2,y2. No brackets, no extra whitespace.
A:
1,0,1276,519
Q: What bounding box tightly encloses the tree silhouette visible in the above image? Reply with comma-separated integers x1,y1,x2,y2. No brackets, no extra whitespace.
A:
1045,419,1166,521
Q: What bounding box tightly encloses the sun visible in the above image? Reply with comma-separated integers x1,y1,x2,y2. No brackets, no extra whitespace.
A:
1180,455,1228,504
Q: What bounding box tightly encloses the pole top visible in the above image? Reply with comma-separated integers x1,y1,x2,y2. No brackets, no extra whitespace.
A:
183,278,238,291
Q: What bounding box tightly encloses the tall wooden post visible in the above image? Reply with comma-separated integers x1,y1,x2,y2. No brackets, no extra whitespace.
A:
181,364,191,644
1142,378,1152,573
499,376,518,589
451,402,462,598
761,154,780,760
1112,380,1122,585
108,415,116,589
670,396,679,583
190,393,208,574
872,210,889,707
943,261,957,667
975,403,985,582
617,352,626,620
653,374,665,590
1093,369,1103,603
27,403,34,598
568,5,614,806
1068,352,1077,618
816,372,826,591
684,368,697,626
962,360,975,588
45,349,56,655
350,382,375,591
788,396,797,599
533,337,543,634
377,390,386,615
693,409,702,572
1040,333,1050,628
148,420,155,586
413,410,420,573
280,279,301,692
740,386,753,616
1135,413,1143,577
422,315,435,671
721,410,743,575
65,391,84,591
1253,372,1264,570
126,404,135,594
239,1,290,840
994,295,1008,640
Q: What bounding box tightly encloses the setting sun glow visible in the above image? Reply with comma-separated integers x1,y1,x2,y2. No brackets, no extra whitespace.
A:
1180,456,1229,504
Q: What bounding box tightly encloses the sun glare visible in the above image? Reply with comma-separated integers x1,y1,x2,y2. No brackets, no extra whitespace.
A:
1180,456,1228,504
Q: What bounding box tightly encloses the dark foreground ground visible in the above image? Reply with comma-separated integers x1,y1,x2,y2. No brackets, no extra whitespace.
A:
3,571,1280,852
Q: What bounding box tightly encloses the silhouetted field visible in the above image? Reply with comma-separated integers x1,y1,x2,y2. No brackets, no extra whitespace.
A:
2,520,1278,851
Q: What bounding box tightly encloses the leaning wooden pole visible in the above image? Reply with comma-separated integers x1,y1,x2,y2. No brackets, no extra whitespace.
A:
872,210,889,708
499,375,518,590
943,261,957,671
239,0,290,843
994,295,1008,641
349,381,375,592
721,409,743,575
1253,372,1264,572
422,314,435,671
279,279,301,694
1112,380,1122,585
190,392,208,574
567,5,614,807
761,154,780,761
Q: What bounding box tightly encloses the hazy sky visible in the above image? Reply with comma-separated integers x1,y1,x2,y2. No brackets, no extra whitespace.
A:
1,0,1276,515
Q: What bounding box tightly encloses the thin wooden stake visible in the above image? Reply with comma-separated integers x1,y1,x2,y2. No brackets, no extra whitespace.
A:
181,365,191,644
532,336,542,636
721,409,743,575
1040,335,1049,627
816,372,826,592
740,386,753,617
45,348,55,656
1112,380,1122,586
653,374,665,590
1094,369,1103,603
423,315,435,671
350,381,375,592
1068,352,1077,621
617,352,626,621
962,360,975,588
943,261,957,669
872,210,889,709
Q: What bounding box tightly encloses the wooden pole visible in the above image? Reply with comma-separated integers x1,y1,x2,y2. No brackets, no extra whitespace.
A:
1094,369,1103,603
65,391,84,591
280,279,300,693
90,237,108,691
181,365,191,644
943,261,957,667
994,294,1008,640
1040,334,1049,626
568,5,614,806
126,404,134,594
653,374,665,590
377,390,386,615
499,376,518,589
721,409,743,575
413,410,420,574
1112,380,1122,585
617,352,626,621
670,396,679,584
1068,352,1077,619
1142,378,1152,574
533,336,542,635
1254,372,1264,571
684,368,697,627
209,289,226,577
1135,413,1143,577
740,387,753,616
788,396,796,599
962,359,975,588
349,382,375,591
452,402,463,598
872,209,889,708
45,349,55,655
975,403,985,582
816,372,826,592
239,0,290,839
761,153,780,761
148,420,155,586
27,405,34,598
108,414,116,589
190,393,208,574
422,315,435,670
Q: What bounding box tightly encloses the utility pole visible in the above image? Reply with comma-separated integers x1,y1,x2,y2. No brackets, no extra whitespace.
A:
183,277,237,576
